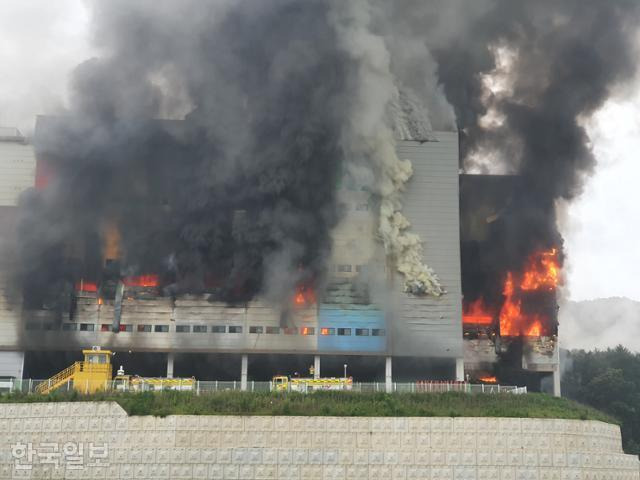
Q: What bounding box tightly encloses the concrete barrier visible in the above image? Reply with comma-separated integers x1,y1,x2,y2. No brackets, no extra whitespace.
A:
0,402,638,479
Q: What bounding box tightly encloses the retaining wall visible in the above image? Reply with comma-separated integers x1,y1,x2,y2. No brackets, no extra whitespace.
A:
0,402,638,479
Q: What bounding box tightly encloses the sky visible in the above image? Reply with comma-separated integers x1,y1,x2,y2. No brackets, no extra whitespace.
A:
1,0,639,304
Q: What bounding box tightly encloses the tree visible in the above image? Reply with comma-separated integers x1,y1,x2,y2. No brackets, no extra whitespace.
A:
562,347,640,456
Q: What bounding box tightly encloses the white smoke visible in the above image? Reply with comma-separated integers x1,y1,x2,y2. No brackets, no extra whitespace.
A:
329,0,444,296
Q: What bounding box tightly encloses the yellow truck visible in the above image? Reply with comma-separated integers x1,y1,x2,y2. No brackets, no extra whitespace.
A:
271,375,353,393
35,346,194,394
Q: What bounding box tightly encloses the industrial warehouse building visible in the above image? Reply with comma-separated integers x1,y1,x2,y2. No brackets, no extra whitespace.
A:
0,117,558,392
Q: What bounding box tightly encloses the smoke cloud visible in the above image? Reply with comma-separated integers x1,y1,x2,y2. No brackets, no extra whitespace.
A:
10,0,445,310
435,0,640,274
7,0,640,316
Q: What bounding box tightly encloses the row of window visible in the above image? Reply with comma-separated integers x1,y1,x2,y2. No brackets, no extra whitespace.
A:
336,264,363,273
30,322,386,337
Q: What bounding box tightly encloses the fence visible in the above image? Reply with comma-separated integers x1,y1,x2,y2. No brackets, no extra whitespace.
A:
0,378,526,395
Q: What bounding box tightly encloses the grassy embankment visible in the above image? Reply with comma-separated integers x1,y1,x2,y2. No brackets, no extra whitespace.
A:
0,390,615,423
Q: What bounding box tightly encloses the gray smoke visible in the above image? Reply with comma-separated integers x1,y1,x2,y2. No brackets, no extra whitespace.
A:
11,0,445,309
8,0,640,315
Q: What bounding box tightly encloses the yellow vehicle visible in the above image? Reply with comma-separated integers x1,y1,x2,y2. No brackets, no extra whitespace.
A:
35,346,194,394
113,374,195,392
271,375,353,393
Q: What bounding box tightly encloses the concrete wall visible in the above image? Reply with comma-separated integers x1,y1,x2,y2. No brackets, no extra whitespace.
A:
0,401,637,479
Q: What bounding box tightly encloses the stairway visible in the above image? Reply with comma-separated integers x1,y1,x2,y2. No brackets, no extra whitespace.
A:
35,362,80,394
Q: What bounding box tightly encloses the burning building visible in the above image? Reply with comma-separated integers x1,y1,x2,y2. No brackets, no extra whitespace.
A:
0,116,466,386
460,175,560,393
0,119,560,394
2,0,636,394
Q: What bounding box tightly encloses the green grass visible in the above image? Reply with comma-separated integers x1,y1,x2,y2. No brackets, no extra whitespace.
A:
0,390,616,423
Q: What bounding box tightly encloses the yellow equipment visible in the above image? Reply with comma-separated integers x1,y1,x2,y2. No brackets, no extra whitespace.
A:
113,375,195,392
271,375,353,393
36,346,113,394
36,346,195,394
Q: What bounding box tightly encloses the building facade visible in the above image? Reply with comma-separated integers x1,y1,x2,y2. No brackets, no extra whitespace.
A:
0,121,465,385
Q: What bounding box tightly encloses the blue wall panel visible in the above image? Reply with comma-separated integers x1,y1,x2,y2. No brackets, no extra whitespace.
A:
317,306,387,352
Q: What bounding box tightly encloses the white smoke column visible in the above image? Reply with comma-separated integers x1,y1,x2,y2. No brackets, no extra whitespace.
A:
329,0,444,296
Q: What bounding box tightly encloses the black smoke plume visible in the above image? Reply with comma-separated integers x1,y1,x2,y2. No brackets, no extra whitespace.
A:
7,0,640,323
9,0,435,310
430,0,639,327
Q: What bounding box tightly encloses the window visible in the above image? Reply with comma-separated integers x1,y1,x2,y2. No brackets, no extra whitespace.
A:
119,324,133,332
228,326,243,334
372,329,386,336
193,325,207,333
300,327,315,336
43,323,56,331
176,325,191,333
249,326,263,334
62,323,77,331
211,325,226,333
320,327,335,336
355,265,363,273
283,327,298,335
337,264,352,273
355,328,370,336
87,354,107,364
137,324,152,332
100,324,111,332
25,322,40,331
154,325,169,333
79,323,95,332
265,326,280,334
355,203,369,211
337,328,351,336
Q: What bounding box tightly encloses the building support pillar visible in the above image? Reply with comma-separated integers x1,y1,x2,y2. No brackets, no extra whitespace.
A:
313,355,321,379
385,356,393,393
455,358,465,382
166,352,174,379
240,354,248,391
553,345,561,397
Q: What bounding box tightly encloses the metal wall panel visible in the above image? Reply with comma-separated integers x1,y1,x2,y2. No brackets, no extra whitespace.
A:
0,351,23,378
0,141,35,206
317,305,386,353
391,133,463,358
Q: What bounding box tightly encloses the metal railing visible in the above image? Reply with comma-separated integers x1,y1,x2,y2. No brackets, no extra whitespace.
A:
34,362,80,394
0,379,526,395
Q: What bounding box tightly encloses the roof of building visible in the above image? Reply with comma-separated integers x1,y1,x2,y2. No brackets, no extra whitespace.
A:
0,127,25,143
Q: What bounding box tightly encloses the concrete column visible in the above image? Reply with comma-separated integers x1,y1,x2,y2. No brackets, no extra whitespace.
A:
553,344,561,397
385,356,393,393
455,357,465,382
166,352,175,379
240,354,248,391
313,355,321,379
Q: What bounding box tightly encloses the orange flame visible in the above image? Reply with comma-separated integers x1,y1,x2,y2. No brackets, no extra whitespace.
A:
293,285,316,307
520,248,559,291
498,247,559,337
102,220,121,262
123,274,159,288
75,280,98,292
525,320,543,337
479,376,497,383
463,298,493,325
499,272,522,336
